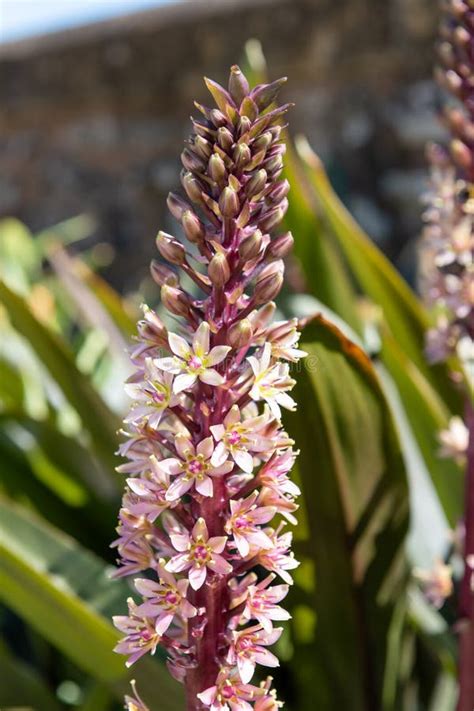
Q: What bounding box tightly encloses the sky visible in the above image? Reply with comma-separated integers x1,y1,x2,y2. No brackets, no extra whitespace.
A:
0,0,177,43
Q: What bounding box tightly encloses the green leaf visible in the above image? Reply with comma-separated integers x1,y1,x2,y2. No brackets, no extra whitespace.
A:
0,640,63,711
0,218,38,295
0,281,120,467
380,335,463,525
295,137,462,413
285,314,409,711
283,141,362,333
0,497,184,710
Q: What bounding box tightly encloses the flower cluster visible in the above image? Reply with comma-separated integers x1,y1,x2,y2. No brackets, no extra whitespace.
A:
113,66,304,710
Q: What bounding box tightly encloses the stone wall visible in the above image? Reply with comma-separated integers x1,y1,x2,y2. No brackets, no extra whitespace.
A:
0,0,442,291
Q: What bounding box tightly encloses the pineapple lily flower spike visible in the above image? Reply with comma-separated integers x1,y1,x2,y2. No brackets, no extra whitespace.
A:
112,65,305,711
421,3,474,711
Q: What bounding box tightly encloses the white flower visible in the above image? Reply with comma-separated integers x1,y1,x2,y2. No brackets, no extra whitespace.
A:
210,404,272,473
438,416,469,463
155,322,231,394
247,344,296,419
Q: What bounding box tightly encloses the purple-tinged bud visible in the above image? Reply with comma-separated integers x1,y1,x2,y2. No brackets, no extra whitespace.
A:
264,154,284,176
156,231,186,265
246,169,268,198
253,132,273,153
161,284,192,318
240,96,259,121
228,317,253,348
208,252,231,287
228,65,249,105
259,199,288,232
181,172,204,204
254,260,284,304
266,231,294,260
249,301,277,330
217,127,234,152
251,77,287,110
210,109,228,128
233,143,251,169
193,135,212,160
167,192,190,221
268,125,282,141
204,77,235,113
150,260,179,287
238,115,252,138
182,210,205,243
209,154,226,183
239,229,263,261
237,201,251,228
181,148,205,173
219,186,240,217
137,304,168,347
268,179,290,203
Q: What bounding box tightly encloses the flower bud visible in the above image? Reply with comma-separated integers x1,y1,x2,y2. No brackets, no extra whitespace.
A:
209,154,226,182
156,231,186,265
246,169,267,198
228,64,249,105
228,318,253,348
205,77,234,113
217,126,234,152
266,231,294,259
208,252,231,287
233,143,251,169
268,179,290,204
239,229,263,261
181,148,205,173
193,135,212,160
238,115,252,137
259,200,288,232
249,302,277,330
160,284,192,318
181,172,204,203
150,260,179,287
219,186,240,217
210,109,228,127
254,261,284,305
264,154,284,175
451,138,473,170
182,210,205,243
137,304,168,347
167,192,190,221
253,132,273,153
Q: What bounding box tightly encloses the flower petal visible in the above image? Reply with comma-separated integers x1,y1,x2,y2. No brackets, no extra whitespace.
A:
192,322,210,356
189,564,207,590
233,449,254,474
173,373,197,393
199,369,225,386
207,345,231,366
168,332,191,359
196,475,213,497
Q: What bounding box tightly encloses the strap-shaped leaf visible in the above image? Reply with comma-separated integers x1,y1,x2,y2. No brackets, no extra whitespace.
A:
0,498,184,710
286,315,409,711
0,281,119,467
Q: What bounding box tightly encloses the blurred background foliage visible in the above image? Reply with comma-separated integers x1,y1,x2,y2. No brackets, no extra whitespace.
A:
0,8,466,711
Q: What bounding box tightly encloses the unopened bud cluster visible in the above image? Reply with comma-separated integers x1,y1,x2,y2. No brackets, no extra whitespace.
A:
113,66,305,710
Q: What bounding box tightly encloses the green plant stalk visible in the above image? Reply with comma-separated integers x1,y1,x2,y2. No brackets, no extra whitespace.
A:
457,399,474,711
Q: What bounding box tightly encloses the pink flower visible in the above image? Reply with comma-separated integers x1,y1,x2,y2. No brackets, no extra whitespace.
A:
125,455,174,522
259,450,300,499
134,562,197,634
239,575,291,633
247,344,296,419
265,318,307,362
165,435,233,500
210,405,272,473
255,526,299,584
225,492,276,557
197,668,264,711
258,486,298,525
124,360,178,429
113,599,162,666
165,517,232,590
227,624,282,683
156,322,231,393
